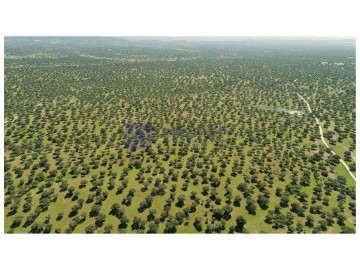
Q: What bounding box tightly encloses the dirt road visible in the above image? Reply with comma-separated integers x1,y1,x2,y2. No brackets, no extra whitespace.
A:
297,93,356,182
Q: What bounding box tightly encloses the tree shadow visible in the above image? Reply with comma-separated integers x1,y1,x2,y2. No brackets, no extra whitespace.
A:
10,221,22,229
64,192,73,199
68,210,77,218
175,201,184,208
259,204,269,210
245,205,257,215
7,210,17,217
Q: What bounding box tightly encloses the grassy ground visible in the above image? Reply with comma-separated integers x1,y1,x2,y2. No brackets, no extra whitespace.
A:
4,38,356,234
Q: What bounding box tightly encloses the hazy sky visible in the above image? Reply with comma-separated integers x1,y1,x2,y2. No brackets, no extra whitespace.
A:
121,36,355,41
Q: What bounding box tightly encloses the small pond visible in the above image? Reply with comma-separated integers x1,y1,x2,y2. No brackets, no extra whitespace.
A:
262,107,304,116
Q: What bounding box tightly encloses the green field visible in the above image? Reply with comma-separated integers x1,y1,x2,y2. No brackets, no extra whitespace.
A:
4,37,356,234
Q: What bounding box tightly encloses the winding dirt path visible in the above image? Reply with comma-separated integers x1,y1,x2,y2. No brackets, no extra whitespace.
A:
297,93,356,182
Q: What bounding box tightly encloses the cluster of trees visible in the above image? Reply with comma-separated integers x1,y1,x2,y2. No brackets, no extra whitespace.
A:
4,37,355,233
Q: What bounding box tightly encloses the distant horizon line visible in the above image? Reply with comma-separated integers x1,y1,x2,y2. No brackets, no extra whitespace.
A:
5,35,355,40
119,36,354,38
